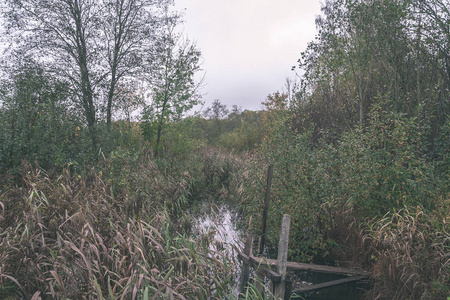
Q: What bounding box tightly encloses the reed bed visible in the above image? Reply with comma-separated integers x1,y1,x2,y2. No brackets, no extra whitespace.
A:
0,156,238,299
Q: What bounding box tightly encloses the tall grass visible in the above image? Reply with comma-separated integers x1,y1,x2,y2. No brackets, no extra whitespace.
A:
0,154,238,299
364,206,450,300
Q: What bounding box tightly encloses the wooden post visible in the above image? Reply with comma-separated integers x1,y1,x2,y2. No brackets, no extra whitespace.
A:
239,234,253,295
284,276,293,300
273,214,290,300
255,269,266,297
260,164,273,253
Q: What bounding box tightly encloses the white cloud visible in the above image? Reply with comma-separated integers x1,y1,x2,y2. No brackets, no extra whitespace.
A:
175,0,322,110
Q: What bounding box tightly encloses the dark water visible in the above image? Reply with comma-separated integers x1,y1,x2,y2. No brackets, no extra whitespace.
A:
291,271,368,300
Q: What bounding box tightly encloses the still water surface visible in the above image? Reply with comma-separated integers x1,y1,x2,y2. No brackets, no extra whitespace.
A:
193,203,244,297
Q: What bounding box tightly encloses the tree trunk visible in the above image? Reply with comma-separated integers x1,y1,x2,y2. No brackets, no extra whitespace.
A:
357,24,364,125
71,0,97,150
106,68,117,129
155,120,163,157
155,93,169,157
107,26,122,129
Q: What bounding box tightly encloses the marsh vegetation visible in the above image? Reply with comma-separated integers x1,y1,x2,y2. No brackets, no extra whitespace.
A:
1,0,449,299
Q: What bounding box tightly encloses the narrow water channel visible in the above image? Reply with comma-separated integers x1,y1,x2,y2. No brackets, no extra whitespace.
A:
193,202,245,297
194,204,244,250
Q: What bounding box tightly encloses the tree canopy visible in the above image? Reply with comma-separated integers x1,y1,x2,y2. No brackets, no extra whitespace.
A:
1,0,190,150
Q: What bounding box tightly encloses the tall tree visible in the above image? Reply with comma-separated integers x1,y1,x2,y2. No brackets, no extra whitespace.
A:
3,0,102,147
203,99,229,137
203,99,229,120
416,0,450,84
141,11,203,156
102,0,168,128
294,0,448,146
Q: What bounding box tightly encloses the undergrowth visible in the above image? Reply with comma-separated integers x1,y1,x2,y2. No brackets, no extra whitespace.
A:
364,206,450,300
0,151,242,299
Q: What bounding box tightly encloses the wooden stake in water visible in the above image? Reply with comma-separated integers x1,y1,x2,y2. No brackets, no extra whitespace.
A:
239,234,253,295
260,164,273,253
273,214,290,300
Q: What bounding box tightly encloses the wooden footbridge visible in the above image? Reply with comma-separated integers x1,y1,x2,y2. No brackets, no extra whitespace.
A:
237,214,371,300
236,165,370,299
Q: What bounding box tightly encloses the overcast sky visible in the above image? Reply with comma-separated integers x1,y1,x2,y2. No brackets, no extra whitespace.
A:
174,0,322,111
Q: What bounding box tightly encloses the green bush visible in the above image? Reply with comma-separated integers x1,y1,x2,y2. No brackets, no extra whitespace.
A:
241,102,447,267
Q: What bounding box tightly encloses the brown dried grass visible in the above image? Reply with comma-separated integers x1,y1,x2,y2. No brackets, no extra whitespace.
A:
363,206,450,300
0,160,236,299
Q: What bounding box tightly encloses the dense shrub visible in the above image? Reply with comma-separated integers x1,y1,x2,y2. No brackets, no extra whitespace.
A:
241,102,448,276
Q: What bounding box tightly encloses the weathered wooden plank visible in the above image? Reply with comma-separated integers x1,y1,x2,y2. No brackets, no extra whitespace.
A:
239,234,254,294
292,275,369,294
238,252,282,283
247,256,370,277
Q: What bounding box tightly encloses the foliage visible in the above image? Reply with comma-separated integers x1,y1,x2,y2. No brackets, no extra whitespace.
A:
0,62,148,175
2,0,189,149
101,0,171,127
217,119,264,152
236,112,448,299
156,117,207,159
0,0,448,298
203,99,230,121
242,100,447,267
0,62,85,173
141,13,203,157
237,2,449,297
200,109,266,152
293,0,449,148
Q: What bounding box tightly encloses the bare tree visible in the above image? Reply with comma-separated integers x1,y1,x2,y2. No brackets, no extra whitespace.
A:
2,0,171,148
102,0,170,128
